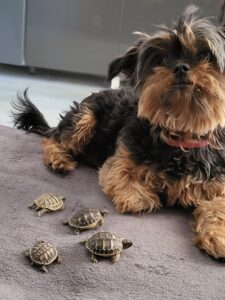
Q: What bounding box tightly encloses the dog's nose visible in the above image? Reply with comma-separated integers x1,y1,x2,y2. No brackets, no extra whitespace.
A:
173,63,190,76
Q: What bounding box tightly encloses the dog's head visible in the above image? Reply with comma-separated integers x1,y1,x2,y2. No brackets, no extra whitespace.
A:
109,6,225,148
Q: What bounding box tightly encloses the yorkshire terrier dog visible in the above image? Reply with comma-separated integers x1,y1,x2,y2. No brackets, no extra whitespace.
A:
13,6,225,260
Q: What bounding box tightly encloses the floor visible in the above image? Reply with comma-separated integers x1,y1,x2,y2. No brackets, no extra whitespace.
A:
0,64,109,127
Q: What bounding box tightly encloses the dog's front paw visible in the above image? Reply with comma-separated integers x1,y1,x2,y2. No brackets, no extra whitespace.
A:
193,197,225,260
194,226,225,259
42,138,77,173
113,195,161,214
47,153,77,172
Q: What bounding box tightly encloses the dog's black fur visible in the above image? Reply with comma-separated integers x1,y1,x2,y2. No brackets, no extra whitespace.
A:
12,6,225,179
13,88,138,168
11,5,225,260
12,89,225,182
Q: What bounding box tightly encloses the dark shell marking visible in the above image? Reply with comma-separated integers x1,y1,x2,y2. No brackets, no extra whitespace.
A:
34,193,64,211
86,232,123,257
69,208,102,229
29,241,58,265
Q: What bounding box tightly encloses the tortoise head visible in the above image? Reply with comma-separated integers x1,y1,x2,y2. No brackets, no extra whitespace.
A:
100,208,110,217
35,240,46,246
122,239,133,249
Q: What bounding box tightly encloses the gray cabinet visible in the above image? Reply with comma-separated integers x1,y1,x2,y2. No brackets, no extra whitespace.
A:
25,0,123,76
119,0,224,53
0,0,26,65
0,0,224,76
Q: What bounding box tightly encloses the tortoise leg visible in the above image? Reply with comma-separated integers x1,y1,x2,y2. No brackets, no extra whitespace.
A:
97,219,104,227
37,209,48,217
41,265,48,272
60,204,65,211
62,220,69,225
24,250,30,257
73,228,80,235
112,252,120,263
56,254,63,264
79,240,87,245
28,203,36,209
91,253,98,263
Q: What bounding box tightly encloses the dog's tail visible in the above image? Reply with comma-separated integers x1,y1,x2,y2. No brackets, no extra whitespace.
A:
11,89,55,137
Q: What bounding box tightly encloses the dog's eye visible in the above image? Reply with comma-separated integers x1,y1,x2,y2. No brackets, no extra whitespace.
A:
198,51,213,62
162,57,169,66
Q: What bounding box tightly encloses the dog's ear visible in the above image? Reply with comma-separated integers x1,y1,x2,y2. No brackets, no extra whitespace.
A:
107,32,149,83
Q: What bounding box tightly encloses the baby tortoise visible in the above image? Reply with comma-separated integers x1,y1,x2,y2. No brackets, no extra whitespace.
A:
63,208,109,234
80,232,132,263
24,240,62,272
28,193,65,216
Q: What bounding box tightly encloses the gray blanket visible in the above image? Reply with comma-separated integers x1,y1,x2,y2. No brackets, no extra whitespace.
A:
0,125,225,300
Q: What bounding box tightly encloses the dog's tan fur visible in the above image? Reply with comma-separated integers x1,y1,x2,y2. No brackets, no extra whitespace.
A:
99,142,225,258
42,106,95,171
42,138,77,172
193,197,225,258
99,142,163,213
138,63,225,135
71,106,96,154
13,7,225,261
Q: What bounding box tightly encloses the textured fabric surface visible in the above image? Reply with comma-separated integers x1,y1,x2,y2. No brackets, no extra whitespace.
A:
0,125,225,300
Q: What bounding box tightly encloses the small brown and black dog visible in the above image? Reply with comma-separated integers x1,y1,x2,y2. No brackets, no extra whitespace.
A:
13,6,225,260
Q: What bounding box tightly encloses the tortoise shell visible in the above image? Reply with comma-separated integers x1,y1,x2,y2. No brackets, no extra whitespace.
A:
85,232,123,257
29,241,58,265
69,208,104,229
34,193,64,211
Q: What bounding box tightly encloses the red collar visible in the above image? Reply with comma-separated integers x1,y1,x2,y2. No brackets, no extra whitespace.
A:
166,138,209,149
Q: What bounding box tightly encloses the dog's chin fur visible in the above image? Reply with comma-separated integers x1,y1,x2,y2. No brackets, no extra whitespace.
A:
108,6,225,147
138,63,225,138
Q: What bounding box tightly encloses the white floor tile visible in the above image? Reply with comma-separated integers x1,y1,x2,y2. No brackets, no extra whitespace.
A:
0,65,109,127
